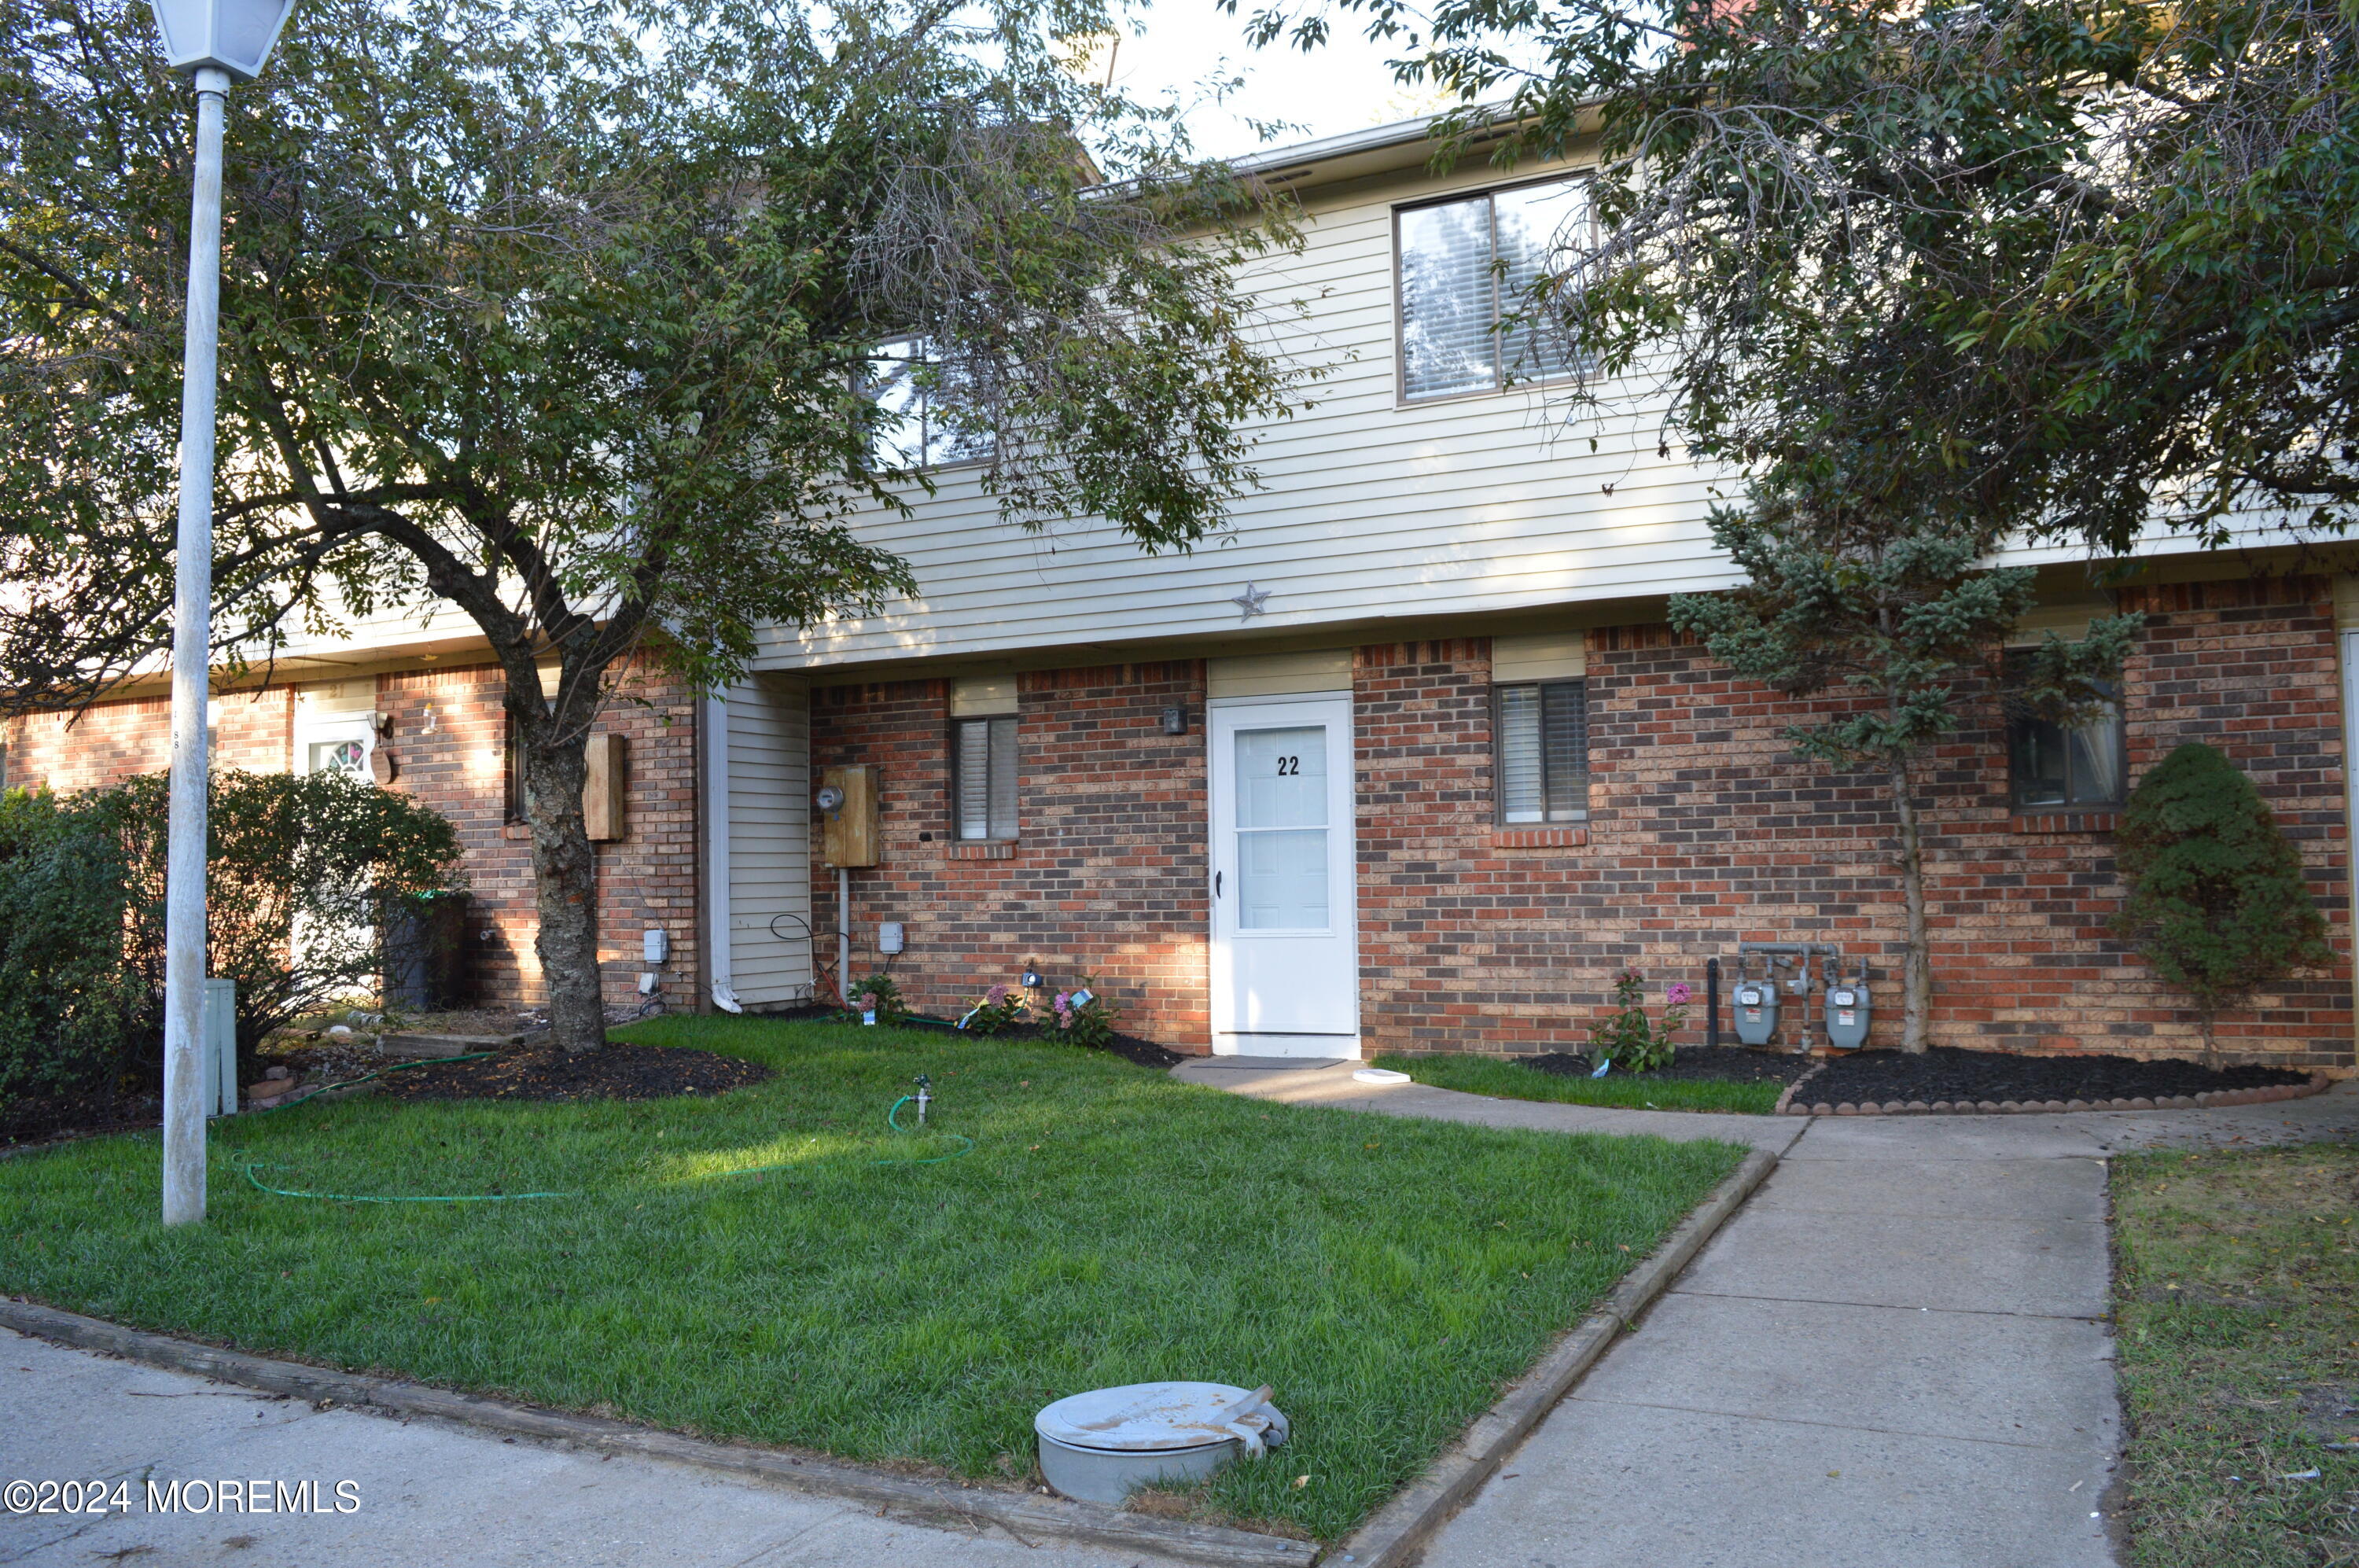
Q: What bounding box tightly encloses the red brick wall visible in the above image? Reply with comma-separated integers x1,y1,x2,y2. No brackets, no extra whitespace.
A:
374,659,701,1012
4,688,294,790
808,586,2353,1069
808,662,1209,1041
1355,583,2352,1070
1,660,701,1014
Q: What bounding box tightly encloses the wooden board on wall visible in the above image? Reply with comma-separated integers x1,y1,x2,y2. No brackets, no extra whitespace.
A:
820,764,878,867
585,732,628,841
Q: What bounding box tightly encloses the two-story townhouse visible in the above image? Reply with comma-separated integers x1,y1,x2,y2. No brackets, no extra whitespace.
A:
7,113,2352,1071
713,116,2359,1071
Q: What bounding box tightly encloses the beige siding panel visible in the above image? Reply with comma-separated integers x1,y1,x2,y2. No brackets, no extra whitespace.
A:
1206,649,1353,698
949,675,1018,715
726,675,813,1008
1492,632,1587,683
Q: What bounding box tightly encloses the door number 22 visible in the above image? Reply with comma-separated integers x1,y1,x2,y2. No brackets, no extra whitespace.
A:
1275,756,1301,775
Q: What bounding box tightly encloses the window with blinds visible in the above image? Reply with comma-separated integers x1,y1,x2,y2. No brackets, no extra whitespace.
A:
953,716,1018,840
1496,680,1589,823
1398,176,1589,401
2007,672,2124,809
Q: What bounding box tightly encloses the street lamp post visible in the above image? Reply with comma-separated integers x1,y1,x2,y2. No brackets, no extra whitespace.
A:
149,0,299,1227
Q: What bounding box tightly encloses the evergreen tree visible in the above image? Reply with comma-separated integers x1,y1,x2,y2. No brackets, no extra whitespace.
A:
1668,472,2137,1051
2114,742,2330,1063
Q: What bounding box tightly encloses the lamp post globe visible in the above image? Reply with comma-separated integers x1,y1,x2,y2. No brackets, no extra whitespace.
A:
150,0,297,1228
151,0,299,81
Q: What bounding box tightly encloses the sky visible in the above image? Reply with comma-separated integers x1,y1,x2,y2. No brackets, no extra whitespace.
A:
1096,1,1447,159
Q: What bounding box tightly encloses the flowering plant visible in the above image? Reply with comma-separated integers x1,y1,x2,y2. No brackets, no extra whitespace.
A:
1051,974,1117,1049
959,983,1029,1036
847,972,908,1025
1588,967,1689,1073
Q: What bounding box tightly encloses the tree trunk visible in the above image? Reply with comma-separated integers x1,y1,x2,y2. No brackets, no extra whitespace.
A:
1890,759,1933,1054
513,686,606,1054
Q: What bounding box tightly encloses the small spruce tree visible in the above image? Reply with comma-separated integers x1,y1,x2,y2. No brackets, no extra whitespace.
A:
2113,743,2330,1063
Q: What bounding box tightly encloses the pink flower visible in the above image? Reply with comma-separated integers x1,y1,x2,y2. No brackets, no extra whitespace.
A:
986,985,1009,1004
1665,982,1692,1007
1054,991,1070,1010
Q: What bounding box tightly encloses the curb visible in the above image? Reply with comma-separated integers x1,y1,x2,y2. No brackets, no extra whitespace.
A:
1781,1070,2331,1117
1326,1144,1779,1568
0,1299,1308,1567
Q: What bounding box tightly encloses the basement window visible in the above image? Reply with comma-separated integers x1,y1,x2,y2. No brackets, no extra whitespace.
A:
1496,680,1588,823
952,715,1018,841
2008,679,2124,809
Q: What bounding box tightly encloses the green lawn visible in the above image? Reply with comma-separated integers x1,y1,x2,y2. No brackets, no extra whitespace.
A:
1370,1051,1784,1114
2111,1144,2359,1567
0,1017,1742,1540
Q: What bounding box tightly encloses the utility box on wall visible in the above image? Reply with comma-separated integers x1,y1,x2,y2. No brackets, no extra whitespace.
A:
584,733,628,841
820,764,880,867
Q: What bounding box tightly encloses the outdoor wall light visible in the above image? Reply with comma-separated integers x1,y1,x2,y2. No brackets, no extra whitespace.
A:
1160,705,1189,735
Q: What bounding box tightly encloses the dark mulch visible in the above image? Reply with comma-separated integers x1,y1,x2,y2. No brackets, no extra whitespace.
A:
367,1042,772,1103
1521,1047,1821,1086
1,1088,160,1150
756,1003,1187,1069
1801,1044,2311,1106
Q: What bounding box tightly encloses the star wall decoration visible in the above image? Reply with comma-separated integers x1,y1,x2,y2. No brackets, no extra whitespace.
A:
1230,582,1272,621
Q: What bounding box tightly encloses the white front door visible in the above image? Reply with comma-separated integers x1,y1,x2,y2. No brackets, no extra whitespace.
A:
1208,695,1359,1057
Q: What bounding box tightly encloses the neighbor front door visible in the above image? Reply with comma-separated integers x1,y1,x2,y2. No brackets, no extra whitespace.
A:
1207,694,1359,1057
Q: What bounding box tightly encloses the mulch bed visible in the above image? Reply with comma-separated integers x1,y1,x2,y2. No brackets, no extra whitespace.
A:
1520,1047,1820,1086
1,1088,161,1151
1799,1044,2312,1111
365,1042,771,1103
756,1003,1187,1069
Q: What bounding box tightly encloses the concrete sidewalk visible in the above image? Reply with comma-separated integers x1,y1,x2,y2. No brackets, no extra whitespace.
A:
1179,1058,2357,1568
0,1327,1185,1568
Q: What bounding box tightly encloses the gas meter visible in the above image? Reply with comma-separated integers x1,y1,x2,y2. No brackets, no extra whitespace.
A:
1822,961,1871,1051
1731,956,1780,1047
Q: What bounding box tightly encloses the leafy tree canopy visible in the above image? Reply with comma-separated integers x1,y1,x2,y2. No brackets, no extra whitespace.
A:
0,0,1310,1048
1238,0,2359,553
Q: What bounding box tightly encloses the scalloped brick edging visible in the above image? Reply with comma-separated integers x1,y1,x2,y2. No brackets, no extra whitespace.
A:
1779,1070,2331,1117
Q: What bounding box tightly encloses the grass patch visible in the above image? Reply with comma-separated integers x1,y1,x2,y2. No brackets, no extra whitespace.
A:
1369,1052,1783,1115
2111,1143,2359,1567
0,1016,1742,1540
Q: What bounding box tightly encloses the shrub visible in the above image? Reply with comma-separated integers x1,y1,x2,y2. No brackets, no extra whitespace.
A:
2114,743,2331,1063
958,984,1029,1035
0,769,464,1105
1051,977,1118,1049
0,789,152,1103
1588,968,1690,1074
848,973,909,1025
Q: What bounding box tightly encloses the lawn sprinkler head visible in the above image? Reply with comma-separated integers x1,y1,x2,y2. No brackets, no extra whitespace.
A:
912,1073,932,1126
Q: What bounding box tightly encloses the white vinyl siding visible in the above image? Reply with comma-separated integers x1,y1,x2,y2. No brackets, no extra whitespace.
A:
1497,679,1588,823
725,675,813,1007
954,716,1018,841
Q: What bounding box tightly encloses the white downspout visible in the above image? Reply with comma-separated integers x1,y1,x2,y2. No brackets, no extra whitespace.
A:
705,691,741,1013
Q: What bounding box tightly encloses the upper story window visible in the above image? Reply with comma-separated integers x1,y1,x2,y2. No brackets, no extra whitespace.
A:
1397,176,1590,402
2008,676,2124,809
869,337,997,469
1496,679,1589,823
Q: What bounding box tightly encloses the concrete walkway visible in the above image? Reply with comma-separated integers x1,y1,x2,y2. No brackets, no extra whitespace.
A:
1176,1058,2359,1568
0,1327,1184,1568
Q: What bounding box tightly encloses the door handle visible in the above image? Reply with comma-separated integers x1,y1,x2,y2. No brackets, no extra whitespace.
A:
1214,870,1224,898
